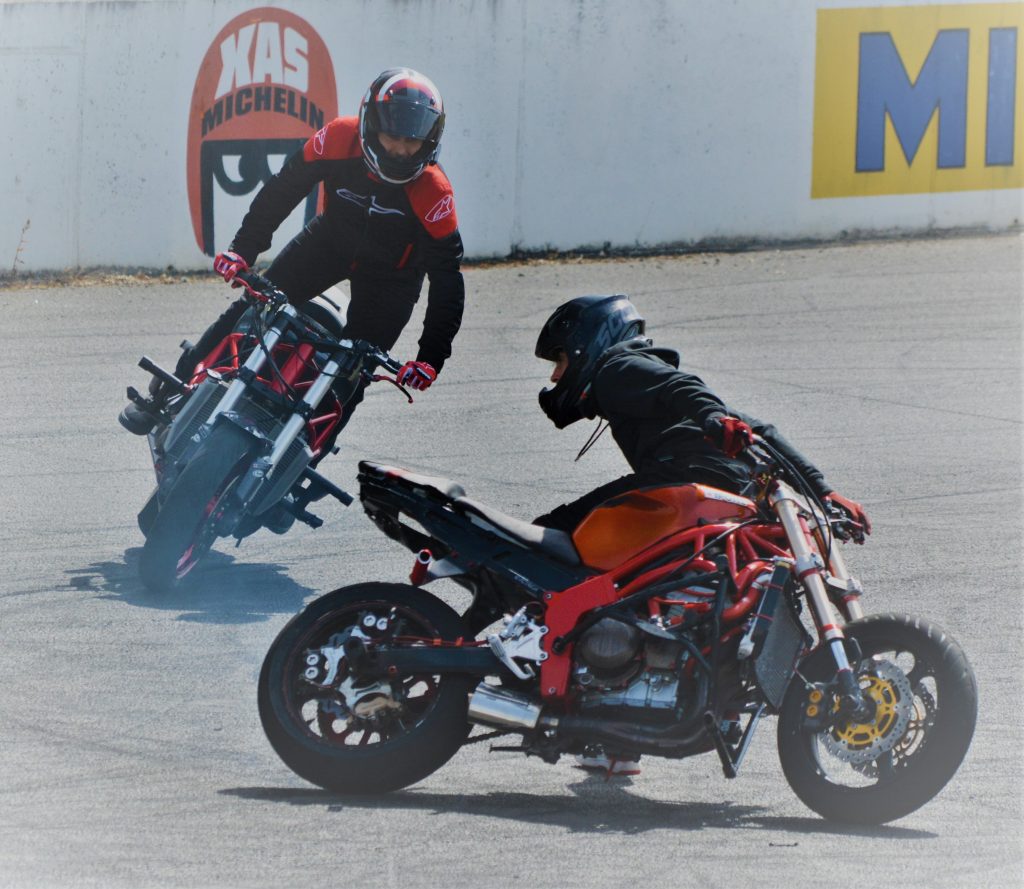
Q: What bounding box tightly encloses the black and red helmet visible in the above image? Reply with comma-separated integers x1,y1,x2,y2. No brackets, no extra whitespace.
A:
536,295,646,428
358,68,445,184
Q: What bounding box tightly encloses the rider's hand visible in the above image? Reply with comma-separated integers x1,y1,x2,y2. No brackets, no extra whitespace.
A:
213,251,248,283
396,361,437,391
704,414,754,458
825,491,872,540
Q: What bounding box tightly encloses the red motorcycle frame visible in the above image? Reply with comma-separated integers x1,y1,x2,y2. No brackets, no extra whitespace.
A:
188,332,347,461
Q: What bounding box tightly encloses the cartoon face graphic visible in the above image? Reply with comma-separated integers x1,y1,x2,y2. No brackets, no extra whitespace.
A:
187,8,338,256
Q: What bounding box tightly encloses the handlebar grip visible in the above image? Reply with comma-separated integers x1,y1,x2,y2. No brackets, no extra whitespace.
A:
233,269,287,304
358,341,402,375
380,354,403,374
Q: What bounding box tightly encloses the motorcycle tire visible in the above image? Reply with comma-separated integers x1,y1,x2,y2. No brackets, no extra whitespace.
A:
138,422,255,591
258,583,473,794
777,612,977,825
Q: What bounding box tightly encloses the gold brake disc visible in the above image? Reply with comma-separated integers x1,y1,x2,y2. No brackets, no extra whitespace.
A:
821,660,914,765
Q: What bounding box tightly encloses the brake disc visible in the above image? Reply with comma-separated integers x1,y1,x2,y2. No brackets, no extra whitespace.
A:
822,660,914,765
851,684,936,777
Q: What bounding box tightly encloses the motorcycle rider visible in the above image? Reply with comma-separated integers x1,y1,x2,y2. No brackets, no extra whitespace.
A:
121,67,464,439
533,294,871,776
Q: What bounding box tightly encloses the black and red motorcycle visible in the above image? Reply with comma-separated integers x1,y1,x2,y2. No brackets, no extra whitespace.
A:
123,270,407,590
258,437,977,824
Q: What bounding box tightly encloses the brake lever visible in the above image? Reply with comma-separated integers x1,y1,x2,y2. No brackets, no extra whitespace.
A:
233,271,287,307
240,281,272,305
826,508,865,544
368,373,414,403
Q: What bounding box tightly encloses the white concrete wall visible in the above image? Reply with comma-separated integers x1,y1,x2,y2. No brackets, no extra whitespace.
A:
1,0,1021,273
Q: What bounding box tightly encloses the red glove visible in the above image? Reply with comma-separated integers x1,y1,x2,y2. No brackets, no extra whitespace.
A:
704,415,754,458
214,251,248,283
825,492,872,539
397,361,437,391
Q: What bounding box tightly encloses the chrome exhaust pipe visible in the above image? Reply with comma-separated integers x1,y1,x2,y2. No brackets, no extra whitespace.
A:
467,683,543,730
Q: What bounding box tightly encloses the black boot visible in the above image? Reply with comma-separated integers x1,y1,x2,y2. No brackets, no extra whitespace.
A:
118,377,165,435
260,497,297,534
118,402,160,435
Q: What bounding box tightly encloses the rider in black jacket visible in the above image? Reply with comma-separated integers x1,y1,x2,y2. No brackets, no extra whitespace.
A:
121,67,464,434
533,294,871,778
532,294,871,537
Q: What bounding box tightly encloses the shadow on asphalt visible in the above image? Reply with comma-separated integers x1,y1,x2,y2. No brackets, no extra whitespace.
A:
63,547,313,623
220,785,937,839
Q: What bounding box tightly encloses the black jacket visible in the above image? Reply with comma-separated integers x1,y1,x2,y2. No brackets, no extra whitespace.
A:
587,340,831,496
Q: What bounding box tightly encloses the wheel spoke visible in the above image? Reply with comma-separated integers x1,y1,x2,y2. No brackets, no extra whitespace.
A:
906,664,932,688
875,751,896,780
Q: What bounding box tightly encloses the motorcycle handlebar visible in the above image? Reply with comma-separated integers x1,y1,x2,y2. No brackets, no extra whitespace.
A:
231,269,406,378
233,268,288,305
370,349,404,375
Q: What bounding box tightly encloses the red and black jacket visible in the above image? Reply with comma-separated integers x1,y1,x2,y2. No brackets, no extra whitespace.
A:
230,117,465,370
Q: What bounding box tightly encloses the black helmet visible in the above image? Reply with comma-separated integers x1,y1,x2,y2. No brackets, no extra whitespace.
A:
358,68,445,184
535,295,646,428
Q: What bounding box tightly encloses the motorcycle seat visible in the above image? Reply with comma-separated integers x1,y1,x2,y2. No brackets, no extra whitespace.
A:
358,460,467,501
452,497,581,566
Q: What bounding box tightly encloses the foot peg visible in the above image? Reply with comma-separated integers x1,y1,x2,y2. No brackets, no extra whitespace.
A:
298,467,354,507
137,356,187,394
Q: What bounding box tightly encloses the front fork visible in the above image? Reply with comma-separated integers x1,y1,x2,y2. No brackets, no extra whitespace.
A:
768,484,874,723
204,303,296,427
200,305,353,482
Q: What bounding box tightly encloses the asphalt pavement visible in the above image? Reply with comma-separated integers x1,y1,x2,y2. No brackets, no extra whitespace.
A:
0,233,1021,888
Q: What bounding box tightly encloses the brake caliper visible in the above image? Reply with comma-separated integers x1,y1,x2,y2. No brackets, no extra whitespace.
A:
301,624,398,718
820,660,914,764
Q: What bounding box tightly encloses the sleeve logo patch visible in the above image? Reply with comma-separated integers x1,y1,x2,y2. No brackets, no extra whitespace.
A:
313,126,327,156
425,194,453,223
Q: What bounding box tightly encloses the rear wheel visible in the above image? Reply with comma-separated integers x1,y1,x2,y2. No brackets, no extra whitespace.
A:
258,583,473,794
139,423,255,590
778,613,977,824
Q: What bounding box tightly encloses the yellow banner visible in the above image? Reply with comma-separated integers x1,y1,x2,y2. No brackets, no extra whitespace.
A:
813,3,1024,197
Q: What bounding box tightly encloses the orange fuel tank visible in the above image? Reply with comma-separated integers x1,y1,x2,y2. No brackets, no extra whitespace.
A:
571,484,758,571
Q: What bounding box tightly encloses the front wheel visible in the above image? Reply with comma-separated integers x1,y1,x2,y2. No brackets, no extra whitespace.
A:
777,613,977,824
258,583,473,794
139,423,255,590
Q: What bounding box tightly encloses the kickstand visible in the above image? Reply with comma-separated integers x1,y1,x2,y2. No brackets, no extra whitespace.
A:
704,704,766,779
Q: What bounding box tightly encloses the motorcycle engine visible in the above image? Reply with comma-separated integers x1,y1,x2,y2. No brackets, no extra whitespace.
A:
573,617,687,717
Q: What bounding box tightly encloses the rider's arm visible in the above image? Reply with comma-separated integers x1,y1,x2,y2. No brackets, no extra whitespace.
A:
407,167,465,373
595,352,728,428
415,230,465,372
733,411,832,497
228,149,324,265
229,118,361,265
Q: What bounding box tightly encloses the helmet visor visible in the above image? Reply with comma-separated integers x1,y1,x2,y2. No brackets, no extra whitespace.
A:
376,101,441,141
